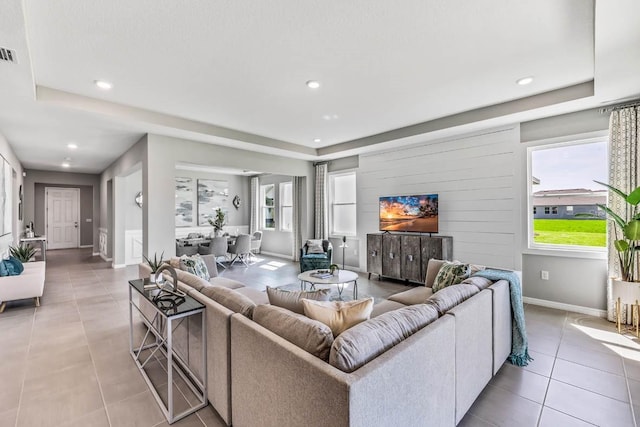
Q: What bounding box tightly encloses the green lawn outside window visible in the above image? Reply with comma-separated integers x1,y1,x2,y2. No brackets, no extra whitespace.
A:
533,219,606,247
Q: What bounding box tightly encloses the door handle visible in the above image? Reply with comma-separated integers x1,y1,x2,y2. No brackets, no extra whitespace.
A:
74,222,78,228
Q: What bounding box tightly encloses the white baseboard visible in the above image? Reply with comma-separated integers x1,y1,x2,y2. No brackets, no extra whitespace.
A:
100,253,112,262
79,245,93,248
112,263,126,269
92,252,100,257
523,296,607,318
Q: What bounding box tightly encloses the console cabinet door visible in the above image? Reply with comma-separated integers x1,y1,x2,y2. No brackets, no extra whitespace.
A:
367,234,382,276
382,234,402,279
421,236,453,282
401,235,422,282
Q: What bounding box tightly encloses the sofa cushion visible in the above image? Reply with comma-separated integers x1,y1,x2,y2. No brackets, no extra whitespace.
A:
432,261,469,292
426,284,479,315
209,276,245,290
424,258,446,287
200,286,256,318
234,287,270,305
179,254,210,280
330,303,439,373
173,268,209,291
253,304,334,361
371,299,406,317
302,297,374,336
388,286,433,306
461,276,493,291
266,286,331,314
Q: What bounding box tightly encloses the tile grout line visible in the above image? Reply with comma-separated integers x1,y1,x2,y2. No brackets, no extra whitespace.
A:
12,301,38,427
76,267,114,427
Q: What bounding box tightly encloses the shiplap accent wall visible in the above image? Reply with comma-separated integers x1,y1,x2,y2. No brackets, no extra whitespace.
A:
357,126,522,270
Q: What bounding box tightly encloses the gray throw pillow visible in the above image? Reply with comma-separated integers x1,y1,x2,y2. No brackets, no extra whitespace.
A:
253,304,334,361
306,239,325,254
200,286,256,319
330,304,439,373
266,286,331,314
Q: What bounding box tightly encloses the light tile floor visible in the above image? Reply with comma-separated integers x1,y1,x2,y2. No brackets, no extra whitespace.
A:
1,248,639,426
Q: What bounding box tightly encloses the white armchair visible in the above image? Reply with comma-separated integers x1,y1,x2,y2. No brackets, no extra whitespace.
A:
250,231,263,258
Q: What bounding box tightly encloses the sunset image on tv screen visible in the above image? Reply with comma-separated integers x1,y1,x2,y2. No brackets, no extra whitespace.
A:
379,194,438,233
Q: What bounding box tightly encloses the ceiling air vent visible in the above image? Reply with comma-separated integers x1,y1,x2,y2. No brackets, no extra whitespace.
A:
0,47,17,64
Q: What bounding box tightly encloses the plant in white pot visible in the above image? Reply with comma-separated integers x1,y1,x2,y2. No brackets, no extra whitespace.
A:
589,181,640,329
207,208,226,237
143,251,166,284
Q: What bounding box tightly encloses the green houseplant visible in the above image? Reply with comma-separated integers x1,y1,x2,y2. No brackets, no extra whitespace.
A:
143,251,165,283
207,208,226,236
592,181,640,282
9,244,36,262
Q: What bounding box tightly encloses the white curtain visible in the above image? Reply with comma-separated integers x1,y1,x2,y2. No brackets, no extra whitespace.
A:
314,163,328,239
292,176,303,261
607,106,640,322
250,176,259,234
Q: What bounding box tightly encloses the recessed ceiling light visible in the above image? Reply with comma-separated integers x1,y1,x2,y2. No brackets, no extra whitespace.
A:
322,114,339,121
306,80,320,89
61,162,70,168
313,138,321,143
67,143,77,149
94,80,113,90
516,76,534,86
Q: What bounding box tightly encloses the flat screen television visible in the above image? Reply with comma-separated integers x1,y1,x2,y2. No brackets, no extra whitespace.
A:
379,194,439,233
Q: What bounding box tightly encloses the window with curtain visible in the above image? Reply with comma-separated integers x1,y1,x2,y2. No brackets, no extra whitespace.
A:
280,181,293,231
528,138,607,250
260,184,275,230
329,171,356,236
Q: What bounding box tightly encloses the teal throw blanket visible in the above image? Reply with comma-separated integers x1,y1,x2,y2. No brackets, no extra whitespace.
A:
473,269,533,367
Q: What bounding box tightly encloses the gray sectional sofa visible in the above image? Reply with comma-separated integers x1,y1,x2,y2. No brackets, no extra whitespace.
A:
139,256,516,427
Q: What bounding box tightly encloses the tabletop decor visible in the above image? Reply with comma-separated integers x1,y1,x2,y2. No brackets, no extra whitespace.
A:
143,251,165,283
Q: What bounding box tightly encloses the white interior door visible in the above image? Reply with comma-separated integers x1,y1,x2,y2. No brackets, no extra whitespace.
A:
46,187,80,249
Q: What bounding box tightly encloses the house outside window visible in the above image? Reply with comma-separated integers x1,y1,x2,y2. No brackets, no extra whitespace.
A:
261,184,275,229
280,182,292,231
529,138,607,249
329,171,356,236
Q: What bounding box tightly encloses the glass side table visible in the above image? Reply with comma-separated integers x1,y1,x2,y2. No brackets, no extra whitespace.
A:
128,279,207,424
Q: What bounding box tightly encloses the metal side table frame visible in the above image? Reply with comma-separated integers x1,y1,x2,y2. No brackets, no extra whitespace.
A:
128,279,207,424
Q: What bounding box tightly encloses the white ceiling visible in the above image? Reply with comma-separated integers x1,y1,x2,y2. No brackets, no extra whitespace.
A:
0,0,639,174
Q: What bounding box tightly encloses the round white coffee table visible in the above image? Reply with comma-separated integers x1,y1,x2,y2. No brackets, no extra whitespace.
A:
297,269,359,299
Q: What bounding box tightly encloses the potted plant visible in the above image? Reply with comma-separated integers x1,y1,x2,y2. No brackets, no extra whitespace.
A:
329,263,340,276
9,244,36,262
208,208,226,237
143,251,165,283
587,181,640,327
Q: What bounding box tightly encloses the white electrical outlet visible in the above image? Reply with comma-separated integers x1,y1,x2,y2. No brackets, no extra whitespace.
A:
541,270,549,280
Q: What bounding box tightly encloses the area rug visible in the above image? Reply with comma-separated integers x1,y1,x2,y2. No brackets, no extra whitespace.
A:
275,282,375,303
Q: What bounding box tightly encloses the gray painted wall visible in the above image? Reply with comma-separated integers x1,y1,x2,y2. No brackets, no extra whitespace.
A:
101,134,315,263
174,170,250,229
0,131,24,256
124,169,142,230
520,107,609,311
34,183,94,247
24,169,100,252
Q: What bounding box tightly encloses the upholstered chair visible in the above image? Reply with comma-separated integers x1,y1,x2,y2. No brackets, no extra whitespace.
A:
228,234,252,267
299,240,333,272
176,242,198,257
210,236,230,269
